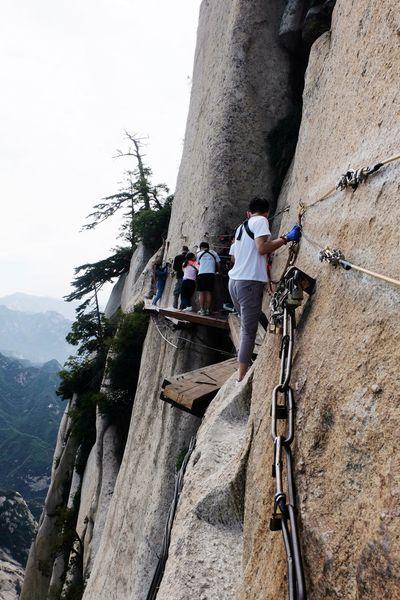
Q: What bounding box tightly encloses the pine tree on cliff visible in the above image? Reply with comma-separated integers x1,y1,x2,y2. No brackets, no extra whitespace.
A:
82,132,172,249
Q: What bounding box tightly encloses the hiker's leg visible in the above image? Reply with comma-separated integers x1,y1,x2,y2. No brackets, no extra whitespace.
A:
153,283,165,306
187,280,195,307
228,279,241,315
180,281,190,309
173,278,182,309
198,291,205,309
205,291,212,310
236,281,264,380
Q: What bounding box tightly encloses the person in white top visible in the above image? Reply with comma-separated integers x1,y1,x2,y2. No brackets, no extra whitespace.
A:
229,197,302,381
196,242,221,315
180,253,199,311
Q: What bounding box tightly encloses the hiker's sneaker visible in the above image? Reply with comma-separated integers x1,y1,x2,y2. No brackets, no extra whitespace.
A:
182,306,193,312
198,308,206,315
204,309,210,316
223,303,235,312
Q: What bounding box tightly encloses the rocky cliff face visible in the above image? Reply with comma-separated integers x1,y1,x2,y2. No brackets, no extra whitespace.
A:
165,0,293,260
23,0,399,598
242,2,400,597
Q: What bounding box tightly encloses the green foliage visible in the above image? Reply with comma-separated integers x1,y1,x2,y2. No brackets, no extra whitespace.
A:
64,247,132,305
82,133,172,247
57,355,105,475
99,305,149,449
175,447,188,472
67,393,97,448
65,311,114,358
0,353,62,502
132,195,173,252
49,496,84,600
57,356,104,401
54,505,78,555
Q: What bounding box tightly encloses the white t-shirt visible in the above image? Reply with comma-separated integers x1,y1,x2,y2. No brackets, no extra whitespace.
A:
183,264,198,281
196,249,220,274
228,215,271,282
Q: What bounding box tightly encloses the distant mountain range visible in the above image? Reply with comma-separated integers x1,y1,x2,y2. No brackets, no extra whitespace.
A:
0,292,78,320
0,305,74,364
0,352,64,508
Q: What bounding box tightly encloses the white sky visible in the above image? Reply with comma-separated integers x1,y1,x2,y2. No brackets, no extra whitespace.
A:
0,0,201,303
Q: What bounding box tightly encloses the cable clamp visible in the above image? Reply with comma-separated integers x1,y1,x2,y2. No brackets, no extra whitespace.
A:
318,247,345,267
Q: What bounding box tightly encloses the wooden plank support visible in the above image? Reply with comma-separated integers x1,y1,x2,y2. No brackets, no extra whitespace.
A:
160,358,237,416
228,314,241,352
158,308,229,330
143,301,229,330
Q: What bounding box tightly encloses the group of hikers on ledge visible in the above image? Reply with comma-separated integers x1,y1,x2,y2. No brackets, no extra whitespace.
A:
151,197,301,381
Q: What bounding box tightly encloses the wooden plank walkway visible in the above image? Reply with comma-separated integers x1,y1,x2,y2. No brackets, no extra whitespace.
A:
143,300,229,330
158,308,229,330
228,314,266,355
161,358,237,416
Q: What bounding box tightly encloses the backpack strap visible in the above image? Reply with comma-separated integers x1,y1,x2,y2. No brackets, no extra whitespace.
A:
236,220,255,241
198,250,217,263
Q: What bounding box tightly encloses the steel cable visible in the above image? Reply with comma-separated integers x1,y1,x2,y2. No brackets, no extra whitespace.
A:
151,315,236,357
299,151,400,215
146,436,196,600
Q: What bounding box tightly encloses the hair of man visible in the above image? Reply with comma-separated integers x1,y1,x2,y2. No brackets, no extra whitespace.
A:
248,197,270,214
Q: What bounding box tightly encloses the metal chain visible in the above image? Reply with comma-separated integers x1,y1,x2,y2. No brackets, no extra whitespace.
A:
268,267,316,600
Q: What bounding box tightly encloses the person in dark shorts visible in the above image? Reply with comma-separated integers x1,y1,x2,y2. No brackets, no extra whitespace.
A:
172,245,189,308
196,242,220,315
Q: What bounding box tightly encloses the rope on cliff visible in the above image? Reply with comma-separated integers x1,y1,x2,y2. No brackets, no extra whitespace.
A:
146,436,196,600
319,247,400,289
151,315,236,357
152,315,180,348
301,232,400,289
298,151,400,215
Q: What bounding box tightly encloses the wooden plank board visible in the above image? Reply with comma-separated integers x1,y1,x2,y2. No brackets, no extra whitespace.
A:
228,314,265,354
161,358,237,416
228,314,241,352
158,308,229,330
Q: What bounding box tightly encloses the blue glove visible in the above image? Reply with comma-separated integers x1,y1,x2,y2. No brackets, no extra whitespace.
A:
285,224,302,243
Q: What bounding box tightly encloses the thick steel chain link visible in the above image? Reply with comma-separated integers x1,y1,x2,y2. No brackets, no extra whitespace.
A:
269,269,313,600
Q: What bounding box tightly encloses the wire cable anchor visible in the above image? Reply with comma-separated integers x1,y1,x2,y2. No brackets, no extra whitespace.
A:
319,247,400,289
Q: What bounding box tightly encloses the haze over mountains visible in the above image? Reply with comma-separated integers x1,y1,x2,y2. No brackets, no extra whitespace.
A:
0,292,78,320
0,293,76,364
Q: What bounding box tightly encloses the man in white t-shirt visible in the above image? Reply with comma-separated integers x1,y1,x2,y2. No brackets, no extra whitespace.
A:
196,241,221,315
229,197,301,381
